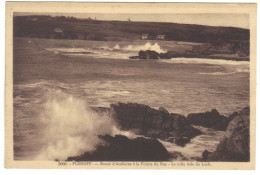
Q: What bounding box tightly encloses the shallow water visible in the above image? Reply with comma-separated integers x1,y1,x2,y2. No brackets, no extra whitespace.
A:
13,38,249,160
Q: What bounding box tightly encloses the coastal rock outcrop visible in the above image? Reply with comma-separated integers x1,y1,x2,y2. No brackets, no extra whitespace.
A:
129,48,249,61
202,107,250,162
187,109,230,131
129,50,169,59
67,134,171,161
110,102,202,145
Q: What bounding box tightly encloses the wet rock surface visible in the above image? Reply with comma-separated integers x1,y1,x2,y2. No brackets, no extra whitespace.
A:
69,103,250,162
187,109,231,131
67,134,171,161
129,50,170,59
202,107,250,162
110,102,202,145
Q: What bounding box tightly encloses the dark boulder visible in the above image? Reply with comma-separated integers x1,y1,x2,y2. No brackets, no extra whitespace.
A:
159,107,169,114
159,53,170,59
139,50,159,59
110,102,202,145
129,50,170,59
227,111,239,122
187,109,230,130
67,134,171,161
202,107,250,162
175,137,191,147
202,150,212,161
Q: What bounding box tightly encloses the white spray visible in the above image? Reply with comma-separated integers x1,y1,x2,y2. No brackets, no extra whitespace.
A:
123,42,166,53
36,90,114,160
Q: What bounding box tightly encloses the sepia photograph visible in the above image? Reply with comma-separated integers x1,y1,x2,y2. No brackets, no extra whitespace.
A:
5,2,256,169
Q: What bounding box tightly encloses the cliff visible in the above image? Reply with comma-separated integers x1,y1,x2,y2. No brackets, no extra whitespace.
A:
202,107,250,162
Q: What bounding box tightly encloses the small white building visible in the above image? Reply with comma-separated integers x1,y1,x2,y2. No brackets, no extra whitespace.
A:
157,35,165,40
54,28,63,33
141,34,148,40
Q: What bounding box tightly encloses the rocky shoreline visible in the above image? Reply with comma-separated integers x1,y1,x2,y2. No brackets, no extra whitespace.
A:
129,50,249,61
69,103,250,162
110,103,202,146
67,134,171,161
187,109,236,131
202,107,250,162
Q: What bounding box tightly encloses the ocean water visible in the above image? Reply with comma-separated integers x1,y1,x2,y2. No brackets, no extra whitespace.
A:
13,38,249,160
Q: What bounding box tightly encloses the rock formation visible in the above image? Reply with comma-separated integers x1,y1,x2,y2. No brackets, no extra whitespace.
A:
67,134,171,161
110,102,202,146
187,109,231,131
129,50,169,59
202,107,250,162
129,48,249,61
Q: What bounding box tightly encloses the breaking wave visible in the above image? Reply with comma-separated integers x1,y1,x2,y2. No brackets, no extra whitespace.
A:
45,42,166,60
198,66,249,76
96,42,166,53
160,126,225,160
35,90,115,160
161,58,249,65
122,42,166,53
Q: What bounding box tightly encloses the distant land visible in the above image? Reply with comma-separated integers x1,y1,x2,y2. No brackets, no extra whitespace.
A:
14,15,249,43
13,15,250,61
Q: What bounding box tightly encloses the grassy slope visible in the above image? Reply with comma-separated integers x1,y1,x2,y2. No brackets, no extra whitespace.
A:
14,15,249,43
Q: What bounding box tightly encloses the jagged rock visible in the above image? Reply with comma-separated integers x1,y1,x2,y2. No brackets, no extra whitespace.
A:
138,50,159,59
159,107,169,114
129,50,170,59
202,150,212,161
202,107,250,162
187,109,230,130
67,134,171,161
110,102,202,145
175,137,191,147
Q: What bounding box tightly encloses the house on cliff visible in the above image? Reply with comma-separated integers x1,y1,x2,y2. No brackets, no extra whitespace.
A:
157,35,165,40
54,28,64,39
141,34,148,40
54,28,63,33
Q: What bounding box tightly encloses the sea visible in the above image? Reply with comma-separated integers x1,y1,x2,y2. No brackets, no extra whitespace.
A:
13,38,250,161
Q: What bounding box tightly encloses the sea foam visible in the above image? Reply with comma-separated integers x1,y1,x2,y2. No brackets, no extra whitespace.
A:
96,42,166,53
36,90,114,160
122,42,166,53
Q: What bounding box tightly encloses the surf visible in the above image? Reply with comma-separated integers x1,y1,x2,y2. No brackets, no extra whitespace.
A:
35,89,115,160
161,57,250,65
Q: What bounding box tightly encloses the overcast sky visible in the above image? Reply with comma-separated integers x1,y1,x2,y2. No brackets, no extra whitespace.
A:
15,12,249,29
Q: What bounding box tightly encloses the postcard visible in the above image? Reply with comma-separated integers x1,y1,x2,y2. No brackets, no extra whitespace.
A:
5,2,256,169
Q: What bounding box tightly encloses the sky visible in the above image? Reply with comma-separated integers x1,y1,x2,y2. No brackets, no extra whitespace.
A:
15,12,249,29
